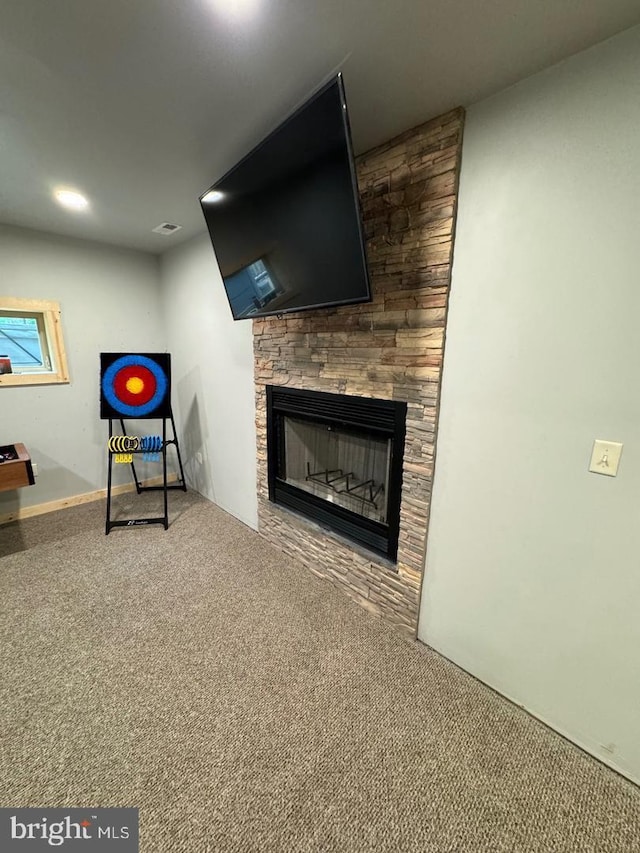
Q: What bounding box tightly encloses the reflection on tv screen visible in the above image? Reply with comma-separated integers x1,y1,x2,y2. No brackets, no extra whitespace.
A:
225,259,282,319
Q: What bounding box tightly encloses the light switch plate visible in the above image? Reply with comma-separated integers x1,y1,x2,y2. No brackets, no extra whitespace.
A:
589,440,623,477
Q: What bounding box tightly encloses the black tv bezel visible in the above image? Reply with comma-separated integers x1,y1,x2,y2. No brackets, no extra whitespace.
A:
199,72,372,321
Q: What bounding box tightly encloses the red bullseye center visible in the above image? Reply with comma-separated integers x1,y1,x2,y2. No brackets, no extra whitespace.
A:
113,365,157,406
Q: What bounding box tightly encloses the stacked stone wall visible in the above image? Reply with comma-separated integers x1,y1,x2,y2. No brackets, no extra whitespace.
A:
253,108,465,637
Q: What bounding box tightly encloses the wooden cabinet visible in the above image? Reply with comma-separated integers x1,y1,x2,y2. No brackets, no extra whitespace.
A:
0,444,35,493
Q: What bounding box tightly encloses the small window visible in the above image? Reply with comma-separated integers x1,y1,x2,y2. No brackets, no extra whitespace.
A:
0,298,70,387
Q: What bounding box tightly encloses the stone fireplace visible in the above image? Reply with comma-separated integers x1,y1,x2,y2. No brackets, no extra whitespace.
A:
253,107,465,637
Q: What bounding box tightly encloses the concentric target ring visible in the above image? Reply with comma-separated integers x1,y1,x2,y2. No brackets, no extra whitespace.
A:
102,355,168,418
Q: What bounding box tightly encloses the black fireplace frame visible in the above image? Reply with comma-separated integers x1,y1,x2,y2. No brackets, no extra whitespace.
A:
266,385,407,561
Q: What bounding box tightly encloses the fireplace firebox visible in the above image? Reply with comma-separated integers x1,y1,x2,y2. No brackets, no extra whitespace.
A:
266,386,407,561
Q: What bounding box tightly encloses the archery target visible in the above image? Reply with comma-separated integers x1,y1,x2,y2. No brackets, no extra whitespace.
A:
100,353,171,419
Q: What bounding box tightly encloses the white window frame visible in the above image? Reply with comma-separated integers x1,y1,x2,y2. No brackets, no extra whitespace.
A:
0,297,70,387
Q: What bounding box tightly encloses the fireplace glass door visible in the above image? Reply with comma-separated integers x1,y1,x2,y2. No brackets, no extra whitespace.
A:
281,417,391,525
266,386,407,561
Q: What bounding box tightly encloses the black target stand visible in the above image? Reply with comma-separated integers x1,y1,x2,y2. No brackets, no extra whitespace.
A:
105,408,187,535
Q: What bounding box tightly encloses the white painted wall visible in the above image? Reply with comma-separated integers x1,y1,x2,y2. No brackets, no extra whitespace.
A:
418,25,640,784
0,223,258,529
0,224,165,514
159,233,258,530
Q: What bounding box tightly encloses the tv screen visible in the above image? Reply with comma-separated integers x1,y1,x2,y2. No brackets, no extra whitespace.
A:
199,74,371,320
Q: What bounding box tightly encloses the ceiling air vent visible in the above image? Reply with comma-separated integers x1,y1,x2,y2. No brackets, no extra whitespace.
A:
152,222,183,235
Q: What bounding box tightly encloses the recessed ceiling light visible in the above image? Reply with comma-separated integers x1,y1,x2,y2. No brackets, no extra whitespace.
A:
202,190,224,204
209,0,259,20
54,188,89,212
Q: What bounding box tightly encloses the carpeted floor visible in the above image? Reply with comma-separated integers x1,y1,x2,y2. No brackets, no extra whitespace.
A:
1,490,639,852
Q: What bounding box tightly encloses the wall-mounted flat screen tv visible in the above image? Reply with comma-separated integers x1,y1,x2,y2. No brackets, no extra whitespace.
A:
199,73,371,320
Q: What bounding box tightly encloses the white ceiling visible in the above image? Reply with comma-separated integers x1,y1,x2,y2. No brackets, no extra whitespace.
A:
2,0,639,254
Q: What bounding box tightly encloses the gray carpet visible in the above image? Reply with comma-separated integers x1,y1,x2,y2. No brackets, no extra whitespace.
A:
1,491,639,852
